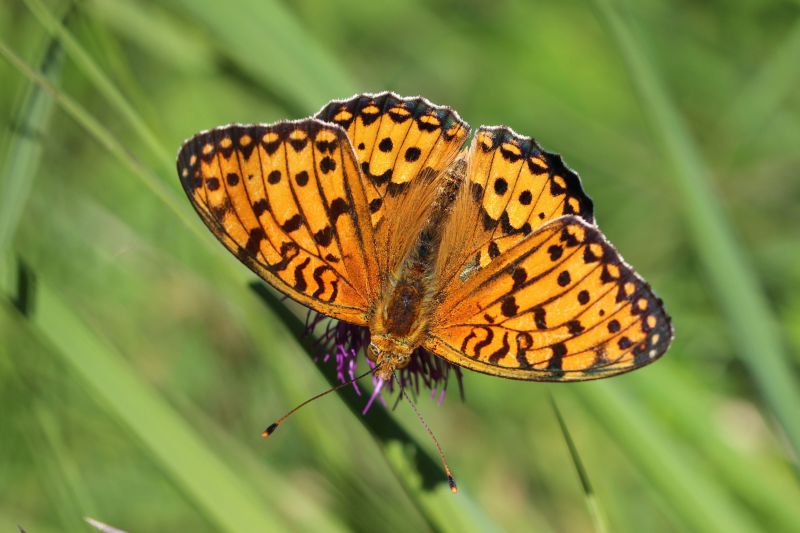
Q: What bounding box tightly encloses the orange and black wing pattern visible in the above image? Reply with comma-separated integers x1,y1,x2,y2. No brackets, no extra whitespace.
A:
426,216,672,381
465,126,593,270
177,120,378,325
316,92,470,230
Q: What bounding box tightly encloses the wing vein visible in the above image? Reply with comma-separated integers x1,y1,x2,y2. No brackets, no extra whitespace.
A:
252,133,287,256
234,138,279,259
339,141,374,300
283,140,323,258
213,132,252,255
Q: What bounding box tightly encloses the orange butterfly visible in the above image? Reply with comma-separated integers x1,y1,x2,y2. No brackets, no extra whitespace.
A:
177,92,672,386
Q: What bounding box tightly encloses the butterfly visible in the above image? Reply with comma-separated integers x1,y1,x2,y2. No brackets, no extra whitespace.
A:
177,92,672,384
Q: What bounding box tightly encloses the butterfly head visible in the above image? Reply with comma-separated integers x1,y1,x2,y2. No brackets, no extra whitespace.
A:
368,336,413,380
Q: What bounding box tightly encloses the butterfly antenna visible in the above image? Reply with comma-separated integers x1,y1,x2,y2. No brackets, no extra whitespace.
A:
395,375,458,493
262,365,377,438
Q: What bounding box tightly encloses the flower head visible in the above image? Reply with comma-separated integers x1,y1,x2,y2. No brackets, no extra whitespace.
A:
307,311,464,414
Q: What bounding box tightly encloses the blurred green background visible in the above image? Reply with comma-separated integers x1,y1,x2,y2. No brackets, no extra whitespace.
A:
2,0,799,531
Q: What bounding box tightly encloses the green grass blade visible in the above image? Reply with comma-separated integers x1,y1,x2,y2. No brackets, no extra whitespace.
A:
575,383,761,533
0,39,202,241
549,394,608,533
0,6,66,272
89,0,215,74
713,18,800,158
3,282,290,532
31,406,98,528
171,398,350,533
591,0,800,466
6,325,91,532
21,0,175,175
630,367,800,530
160,0,356,111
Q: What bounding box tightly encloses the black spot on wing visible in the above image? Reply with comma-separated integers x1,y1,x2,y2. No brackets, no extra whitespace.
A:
473,326,494,357
515,333,533,369
361,161,392,186
245,228,265,255
500,296,518,317
541,150,594,223
295,170,309,186
533,306,547,329
293,257,311,292
313,226,334,246
405,147,421,162
289,137,308,151
281,214,304,232
210,197,232,220
253,198,269,217
320,156,336,174
328,198,349,222
265,242,299,273
566,320,584,335
378,137,393,152
481,210,498,231
488,332,510,363
316,98,358,130
547,342,566,378
311,265,339,301
315,139,337,153
511,267,527,289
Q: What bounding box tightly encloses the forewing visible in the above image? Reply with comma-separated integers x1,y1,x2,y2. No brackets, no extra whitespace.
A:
425,217,672,381
177,120,379,324
467,126,593,270
316,92,470,230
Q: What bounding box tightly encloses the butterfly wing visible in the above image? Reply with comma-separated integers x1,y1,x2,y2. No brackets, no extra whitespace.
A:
426,217,672,380
177,120,379,325
462,126,594,270
428,124,670,380
316,92,470,231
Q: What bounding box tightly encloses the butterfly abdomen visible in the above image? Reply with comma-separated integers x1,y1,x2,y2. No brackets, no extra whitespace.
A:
383,282,424,337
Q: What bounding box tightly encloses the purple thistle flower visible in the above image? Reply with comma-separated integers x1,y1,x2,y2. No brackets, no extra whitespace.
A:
306,310,464,414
